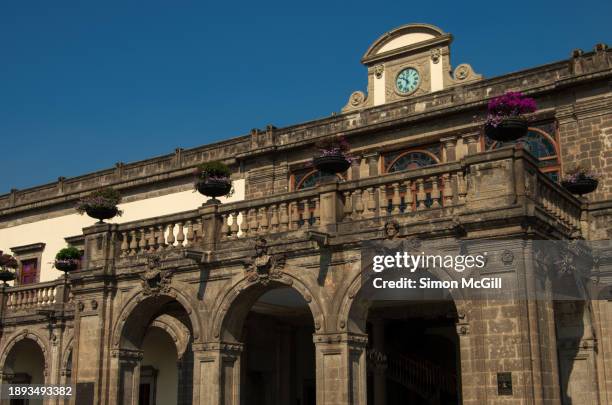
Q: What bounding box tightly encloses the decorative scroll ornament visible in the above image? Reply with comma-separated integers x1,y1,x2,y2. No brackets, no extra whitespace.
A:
350,91,366,106
140,253,175,296
244,238,286,285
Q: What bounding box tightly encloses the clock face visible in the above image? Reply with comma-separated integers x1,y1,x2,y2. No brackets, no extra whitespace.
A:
396,68,420,94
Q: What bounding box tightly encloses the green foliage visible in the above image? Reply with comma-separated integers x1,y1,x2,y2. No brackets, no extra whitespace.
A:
56,246,82,260
196,161,231,178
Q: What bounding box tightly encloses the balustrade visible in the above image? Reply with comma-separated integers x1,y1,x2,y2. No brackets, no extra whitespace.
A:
5,281,63,311
117,211,202,257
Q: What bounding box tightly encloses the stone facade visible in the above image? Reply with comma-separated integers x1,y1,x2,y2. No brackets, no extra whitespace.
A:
0,24,611,405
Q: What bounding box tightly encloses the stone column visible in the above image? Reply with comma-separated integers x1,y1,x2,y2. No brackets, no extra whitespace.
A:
192,342,243,405
314,332,368,405
441,136,458,162
461,133,480,156
370,319,386,405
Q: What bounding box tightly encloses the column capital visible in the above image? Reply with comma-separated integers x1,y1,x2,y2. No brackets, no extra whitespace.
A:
440,136,458,146
461,132,480,144
313,332,368,347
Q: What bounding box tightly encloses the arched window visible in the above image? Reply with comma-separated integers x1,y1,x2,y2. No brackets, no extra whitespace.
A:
488,126,560,181
385,150,440,173
294,170,345,190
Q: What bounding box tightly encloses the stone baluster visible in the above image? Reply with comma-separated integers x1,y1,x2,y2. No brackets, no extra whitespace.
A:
139,228,147,253
312,198,320,227
343,191,353,221
279,203,289,232
354,189,364,219
186,221,194,247
239,210,249,237
148,226,157,252
120,231,129,257
230,213,240,239
269,205,279,233
220,214,229,240
430,176,441,208
176,222,185,247
392,183,401,214
442,174,453,206
403,180,413,212
129,230,138,256
259,207,269,235
156,225,165,251
167,223,176,247
416,179,426,211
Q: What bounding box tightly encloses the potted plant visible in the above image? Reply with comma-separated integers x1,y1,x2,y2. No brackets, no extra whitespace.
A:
313,135,352,175
54,246,81,273
76,187,123,223
485,91,537,142
561,166,600,195
0,251,18,285
195,161,233,204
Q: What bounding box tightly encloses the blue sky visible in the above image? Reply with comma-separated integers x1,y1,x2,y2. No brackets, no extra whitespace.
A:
1,0,610,193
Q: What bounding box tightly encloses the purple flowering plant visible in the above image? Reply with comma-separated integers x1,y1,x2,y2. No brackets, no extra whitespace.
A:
76,187,123,216
485,91,537,127
563,165,600,183
315,135,354,163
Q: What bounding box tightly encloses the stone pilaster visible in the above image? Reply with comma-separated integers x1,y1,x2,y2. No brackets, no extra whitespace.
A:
461,133,480,156
441,136,458,162
192,342,243,405
314,332,368,405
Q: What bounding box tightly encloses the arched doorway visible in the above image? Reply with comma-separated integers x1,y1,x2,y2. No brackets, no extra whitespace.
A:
114,294,196,405
2,337,46,405
348,270,462,405
219,282,318,405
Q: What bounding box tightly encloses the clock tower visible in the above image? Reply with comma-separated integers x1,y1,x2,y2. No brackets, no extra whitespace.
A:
342,23,482,111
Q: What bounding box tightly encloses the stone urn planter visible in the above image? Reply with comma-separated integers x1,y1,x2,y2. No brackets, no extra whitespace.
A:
485,117,528,142
76,187,123,223
54,260,79,272
196,179,232,200
85,206,119,223
194,161,233,205
313,153,351,174
0,270,15,285
561,178,598,196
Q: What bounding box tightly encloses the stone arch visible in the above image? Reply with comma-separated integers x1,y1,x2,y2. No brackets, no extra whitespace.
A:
362,23,447,61
211,269,326,342
0,329,50,381
61,335,74,371
149,314,191,359
112,286,202,351
336,263,472,334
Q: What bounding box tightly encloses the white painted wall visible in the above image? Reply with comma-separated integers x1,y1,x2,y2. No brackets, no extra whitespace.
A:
430,58,444,92
373,69,386,106
0,179,245,283
376,33,435,54
141,327,179,405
